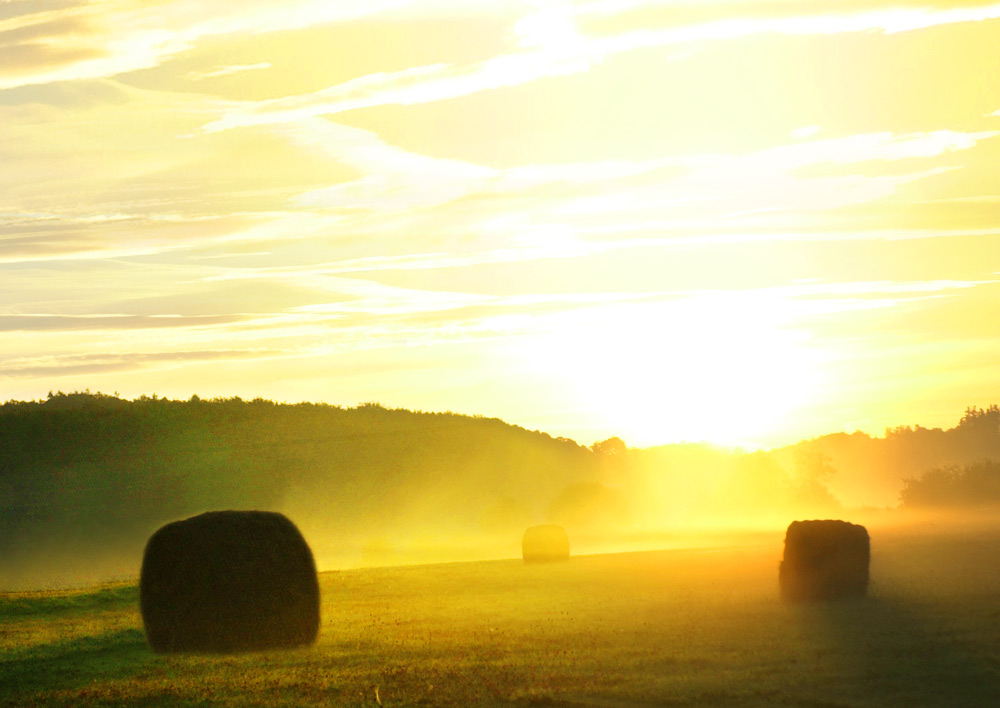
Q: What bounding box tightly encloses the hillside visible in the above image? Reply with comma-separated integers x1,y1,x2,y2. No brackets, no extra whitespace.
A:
773,404,1000,508
2,393,999,590
0,393,607,589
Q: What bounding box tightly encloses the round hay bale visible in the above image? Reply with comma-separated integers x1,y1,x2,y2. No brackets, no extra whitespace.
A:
779,519,869,601
522,524,570,563
139,510,320,653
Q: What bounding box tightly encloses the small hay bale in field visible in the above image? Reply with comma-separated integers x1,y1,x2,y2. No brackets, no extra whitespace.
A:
779,519,869,601
140,510,320,653
522,524,570,563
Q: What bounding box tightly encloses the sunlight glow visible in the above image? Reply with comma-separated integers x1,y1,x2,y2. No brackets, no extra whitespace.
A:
510,297,824,448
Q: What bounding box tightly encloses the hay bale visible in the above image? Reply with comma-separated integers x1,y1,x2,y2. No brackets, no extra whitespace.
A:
522,524,570,563
140,510,320,653
779,519,869,601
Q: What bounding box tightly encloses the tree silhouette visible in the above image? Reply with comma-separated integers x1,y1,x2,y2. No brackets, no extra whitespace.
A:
790,448,839,509
591,437,627,456
900,460,1000,507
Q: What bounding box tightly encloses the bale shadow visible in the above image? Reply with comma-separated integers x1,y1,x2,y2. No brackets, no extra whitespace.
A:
788,592,1000,707
0,628,152,706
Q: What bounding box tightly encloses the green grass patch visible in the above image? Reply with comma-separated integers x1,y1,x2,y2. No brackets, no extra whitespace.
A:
0,583,138,620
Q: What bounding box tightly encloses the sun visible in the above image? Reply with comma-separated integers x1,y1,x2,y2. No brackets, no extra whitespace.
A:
510,294,824,448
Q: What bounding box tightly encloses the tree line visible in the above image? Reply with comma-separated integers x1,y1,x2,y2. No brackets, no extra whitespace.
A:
2,392,998,588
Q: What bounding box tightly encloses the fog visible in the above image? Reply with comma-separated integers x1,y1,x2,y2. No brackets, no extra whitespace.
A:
2,396,998,590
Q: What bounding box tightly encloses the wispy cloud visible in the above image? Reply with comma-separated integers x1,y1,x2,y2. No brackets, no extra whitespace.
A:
281,118,495,211
0,211,273,264
199,51,594,133
0,0,412,90
759,277,997,300
0,348,290,379
583,2,1000,44
283,124,998,253
200,2,1000,133
280,104,996,217
187,62,272,80
0,313,248,332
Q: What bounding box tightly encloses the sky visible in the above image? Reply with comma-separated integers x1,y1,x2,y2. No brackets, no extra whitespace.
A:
2,0,1000,449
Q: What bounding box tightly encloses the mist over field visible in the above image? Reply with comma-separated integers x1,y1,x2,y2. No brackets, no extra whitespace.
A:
3,392,999,591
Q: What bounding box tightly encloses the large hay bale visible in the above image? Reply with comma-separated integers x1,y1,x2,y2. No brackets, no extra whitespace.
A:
140,510,320,653
779,519,869,601
522,524,570,563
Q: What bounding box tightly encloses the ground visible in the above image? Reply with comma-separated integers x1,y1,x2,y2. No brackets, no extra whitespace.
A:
3,522,1000,707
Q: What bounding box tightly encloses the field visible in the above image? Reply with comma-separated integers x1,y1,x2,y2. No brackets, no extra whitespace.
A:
3,523,1000,707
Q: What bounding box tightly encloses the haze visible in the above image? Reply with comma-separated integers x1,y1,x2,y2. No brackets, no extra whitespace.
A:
3,1,1000,449
3,395,998,591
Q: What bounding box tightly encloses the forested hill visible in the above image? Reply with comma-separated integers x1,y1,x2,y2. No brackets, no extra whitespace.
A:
769,404,1000,508
3,393,1000,590
0,393,608,589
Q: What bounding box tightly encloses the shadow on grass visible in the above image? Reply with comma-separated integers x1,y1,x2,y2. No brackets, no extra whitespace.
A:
0,628,152,705
791,595,1000,708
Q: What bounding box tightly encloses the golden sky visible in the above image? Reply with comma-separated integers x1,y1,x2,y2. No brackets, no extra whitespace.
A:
3,0,1000,448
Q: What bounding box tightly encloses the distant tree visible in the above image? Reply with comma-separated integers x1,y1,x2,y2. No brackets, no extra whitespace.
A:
591,437,627,456
790,448,840,509
900,460,1000,507
959,405,1000,434
960,404,1000,423
952,405,1000,461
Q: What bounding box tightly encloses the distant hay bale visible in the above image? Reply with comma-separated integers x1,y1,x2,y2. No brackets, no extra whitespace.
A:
140,510,320,653
779,519,869,601
522,524,570,563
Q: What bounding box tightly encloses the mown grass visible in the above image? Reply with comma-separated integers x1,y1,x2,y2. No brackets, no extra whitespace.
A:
3,525,1000,707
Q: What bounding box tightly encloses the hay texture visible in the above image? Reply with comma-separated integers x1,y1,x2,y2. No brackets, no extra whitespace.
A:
779,519,869,601
140,510,320,653
522,524,570,563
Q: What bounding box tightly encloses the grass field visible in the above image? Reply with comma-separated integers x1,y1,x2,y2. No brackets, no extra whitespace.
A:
3,523,1000,707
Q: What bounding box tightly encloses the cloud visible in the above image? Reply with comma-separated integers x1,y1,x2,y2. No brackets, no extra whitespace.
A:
208,119,998,283
765,277,997,300
365,129,993,243
285,116,702,215
0,313,248,332
199,2,1000,134
0,0,413,90
783,130,1000,167
0,348,288,379
520,130,998,234
199,49,596,134
0,210,271,264
187,62,272,80
6,0,1000,105
274,118,496,211
280,100,997,218
662,3,1000,37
